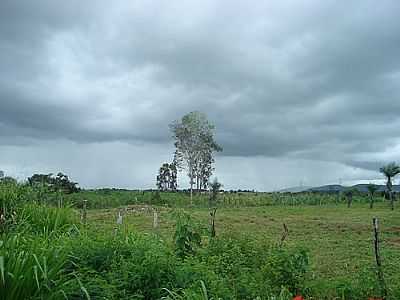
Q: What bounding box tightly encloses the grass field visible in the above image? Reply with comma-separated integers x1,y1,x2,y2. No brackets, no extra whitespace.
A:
86,201,400,298
3,182,400,299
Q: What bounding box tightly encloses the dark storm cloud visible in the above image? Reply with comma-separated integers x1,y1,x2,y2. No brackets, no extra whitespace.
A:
1,0,400,178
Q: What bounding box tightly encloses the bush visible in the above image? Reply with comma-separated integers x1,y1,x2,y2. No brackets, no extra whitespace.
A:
173,210,203,258
261,247,309,295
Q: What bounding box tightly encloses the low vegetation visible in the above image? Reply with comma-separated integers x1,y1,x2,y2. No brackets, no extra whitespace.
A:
1,179,400,299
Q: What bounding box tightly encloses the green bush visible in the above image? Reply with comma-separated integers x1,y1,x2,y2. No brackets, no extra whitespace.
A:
173,210,203,258
261,247,309,295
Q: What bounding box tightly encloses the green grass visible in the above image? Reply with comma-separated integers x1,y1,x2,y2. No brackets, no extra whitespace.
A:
86,201,400,298
0,234,76,300
4,182,400,299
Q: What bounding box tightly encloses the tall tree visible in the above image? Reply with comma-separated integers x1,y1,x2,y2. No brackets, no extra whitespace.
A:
380,162,400,210
196,149,215,191
169,161,178,191
170,112,222,203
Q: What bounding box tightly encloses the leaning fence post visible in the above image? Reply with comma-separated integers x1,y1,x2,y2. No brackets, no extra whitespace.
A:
279,223,289,247
372,217,387,299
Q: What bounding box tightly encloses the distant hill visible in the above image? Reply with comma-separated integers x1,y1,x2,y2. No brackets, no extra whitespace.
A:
307,184,400,193
276,186,313,193
277,184,400,193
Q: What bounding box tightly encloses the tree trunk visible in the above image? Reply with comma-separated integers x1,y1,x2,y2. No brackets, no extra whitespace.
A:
347,194,352,208
370,194,374,209
390,191,394,210
387,177,394,210
189,163,193,205
190,181,193,205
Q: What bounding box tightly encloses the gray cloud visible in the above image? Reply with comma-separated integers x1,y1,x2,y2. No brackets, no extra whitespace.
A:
1,0,400,189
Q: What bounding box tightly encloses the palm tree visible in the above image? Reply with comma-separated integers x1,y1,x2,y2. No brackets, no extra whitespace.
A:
367,183,379,209
380,162,400,210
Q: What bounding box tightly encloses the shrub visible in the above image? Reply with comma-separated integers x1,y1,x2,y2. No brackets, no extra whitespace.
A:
261,247,309,295
173,210,203,258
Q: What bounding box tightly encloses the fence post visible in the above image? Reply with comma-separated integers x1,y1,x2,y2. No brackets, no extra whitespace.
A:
153,208,159,230
82,200,87,225
279,223,289,247
209,208,217,238
373,217,387,299
117,209,123,225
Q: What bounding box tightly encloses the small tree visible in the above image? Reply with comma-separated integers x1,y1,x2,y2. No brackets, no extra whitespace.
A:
209,178,222,238
380,162,400,210
156,163,170,191
173,210,201,258
367,183,379,209
156,162,178,191
209,178,222,208
344,188,356,208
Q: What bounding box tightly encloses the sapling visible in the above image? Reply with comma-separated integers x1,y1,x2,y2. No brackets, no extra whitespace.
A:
209,178,222,237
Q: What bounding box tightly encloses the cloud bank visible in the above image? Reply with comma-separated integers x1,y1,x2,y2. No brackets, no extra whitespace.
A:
1,0,400,189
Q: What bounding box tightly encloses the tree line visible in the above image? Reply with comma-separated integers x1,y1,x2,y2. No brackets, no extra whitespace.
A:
0,170,80,194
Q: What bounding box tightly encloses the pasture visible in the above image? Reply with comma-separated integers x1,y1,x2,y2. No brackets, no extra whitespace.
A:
2,183,400,299
86,200,400,298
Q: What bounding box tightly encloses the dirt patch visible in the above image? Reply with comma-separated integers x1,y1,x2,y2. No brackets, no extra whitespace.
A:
386,226,400,233
387,237,400,247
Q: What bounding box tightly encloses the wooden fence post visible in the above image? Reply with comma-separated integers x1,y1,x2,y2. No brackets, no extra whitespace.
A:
82,200,87,225
373,217,387,299
279,223,289,247
117,209,123,225
153,209,159,230
210,208,217,238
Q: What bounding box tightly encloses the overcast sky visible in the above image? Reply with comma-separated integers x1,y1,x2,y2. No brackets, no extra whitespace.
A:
1,1,400,191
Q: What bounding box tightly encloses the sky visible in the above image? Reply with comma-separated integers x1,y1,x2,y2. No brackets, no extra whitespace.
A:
1,0,400,191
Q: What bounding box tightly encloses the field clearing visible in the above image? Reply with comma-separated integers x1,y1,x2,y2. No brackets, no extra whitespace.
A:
87,202,400,295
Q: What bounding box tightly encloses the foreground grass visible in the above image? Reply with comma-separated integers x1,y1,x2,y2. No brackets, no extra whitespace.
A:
87,202,400,297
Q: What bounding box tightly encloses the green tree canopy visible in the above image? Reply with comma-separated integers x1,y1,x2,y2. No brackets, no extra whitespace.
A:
170,112,222,202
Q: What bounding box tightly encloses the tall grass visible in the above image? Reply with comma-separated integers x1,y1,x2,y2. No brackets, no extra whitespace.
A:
18,204,77,237
0,234,74,300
